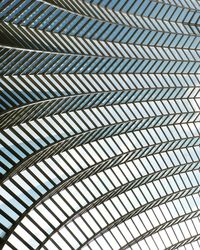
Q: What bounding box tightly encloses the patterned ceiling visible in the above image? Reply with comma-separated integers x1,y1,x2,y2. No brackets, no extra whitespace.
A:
0,0,200,250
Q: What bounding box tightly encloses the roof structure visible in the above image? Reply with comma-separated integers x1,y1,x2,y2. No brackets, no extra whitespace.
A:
0,0,200,250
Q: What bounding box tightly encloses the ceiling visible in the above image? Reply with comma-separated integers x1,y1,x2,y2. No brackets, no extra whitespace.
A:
0,0,200,249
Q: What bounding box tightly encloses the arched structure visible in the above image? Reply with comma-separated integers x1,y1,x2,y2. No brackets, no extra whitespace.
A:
0,0,200,250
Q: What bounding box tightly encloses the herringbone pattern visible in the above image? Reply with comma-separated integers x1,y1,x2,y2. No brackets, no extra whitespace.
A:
0,0,200,250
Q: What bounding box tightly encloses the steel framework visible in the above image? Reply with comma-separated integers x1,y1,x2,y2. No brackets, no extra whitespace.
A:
0,0,200,250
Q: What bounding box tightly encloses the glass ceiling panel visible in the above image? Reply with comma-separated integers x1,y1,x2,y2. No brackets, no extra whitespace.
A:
0,0,200,249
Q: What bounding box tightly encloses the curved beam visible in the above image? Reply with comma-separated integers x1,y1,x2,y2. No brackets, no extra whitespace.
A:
1,94,198,130
72,185,200,249
2,110,198,182
2,145,199,248
165,234,200,250
122,211,200,249
36,162,200,249
2,123,199,183
10,0,200,37
150,0,198,10
1,40,164,60
1,27,199,61
1,48,199,76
